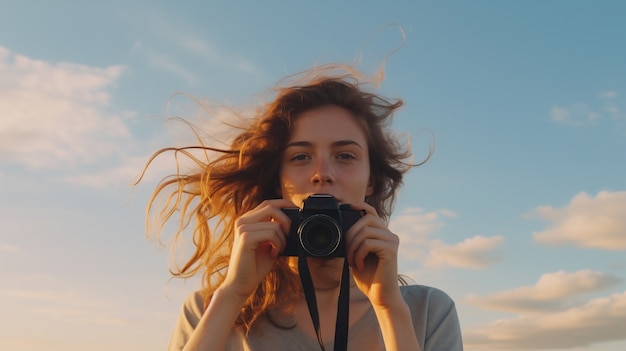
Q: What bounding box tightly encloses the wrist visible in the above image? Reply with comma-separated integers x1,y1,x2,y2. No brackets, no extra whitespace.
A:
367,285,405,310
372,296,410,317
372,299,420,351
214,284,250,306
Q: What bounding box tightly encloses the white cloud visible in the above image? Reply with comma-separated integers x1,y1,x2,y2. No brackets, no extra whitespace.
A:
177,35,263,76
529,191,626,250
599,91,618,99
464,291,626,350
467,270,623,314
550,103,600,125
137,12,265,79
425,235,504,269
550,91,625,126
599,90,625,121
62,155,153,189
142,47,199,84
391,208,505,269
61,93,256,189
390,207,456,259
0,46,133,169
67,91,274,193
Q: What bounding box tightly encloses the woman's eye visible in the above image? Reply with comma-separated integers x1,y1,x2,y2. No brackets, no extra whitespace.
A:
337,152,356,160
291,154,309,161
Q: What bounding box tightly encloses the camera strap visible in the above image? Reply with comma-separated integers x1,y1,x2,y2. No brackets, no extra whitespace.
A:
298,250,350,351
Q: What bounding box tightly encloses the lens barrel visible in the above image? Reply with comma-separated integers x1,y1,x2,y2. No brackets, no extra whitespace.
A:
297,214,341,257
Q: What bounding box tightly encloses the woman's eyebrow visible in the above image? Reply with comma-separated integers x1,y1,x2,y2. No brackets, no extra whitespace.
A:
333,140,364,150
285,140,364,150
285,141,312,148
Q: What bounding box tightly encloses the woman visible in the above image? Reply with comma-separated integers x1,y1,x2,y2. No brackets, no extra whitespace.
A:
143,66,463,351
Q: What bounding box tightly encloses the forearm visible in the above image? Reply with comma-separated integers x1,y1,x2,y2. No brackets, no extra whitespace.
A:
182,287,246,351
373,300,421,351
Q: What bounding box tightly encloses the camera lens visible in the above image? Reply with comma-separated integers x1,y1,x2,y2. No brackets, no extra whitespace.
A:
298,214,341,257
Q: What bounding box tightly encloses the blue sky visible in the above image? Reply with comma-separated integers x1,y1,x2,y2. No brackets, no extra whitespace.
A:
1,1,625,350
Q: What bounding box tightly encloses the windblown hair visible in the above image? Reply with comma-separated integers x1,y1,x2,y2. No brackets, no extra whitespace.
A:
139,65,422,332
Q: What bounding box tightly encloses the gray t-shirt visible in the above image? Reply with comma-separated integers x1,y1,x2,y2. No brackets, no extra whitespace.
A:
168,285,463,351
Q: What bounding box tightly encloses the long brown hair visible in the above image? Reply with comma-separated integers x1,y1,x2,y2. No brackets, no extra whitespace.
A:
139,65,420,332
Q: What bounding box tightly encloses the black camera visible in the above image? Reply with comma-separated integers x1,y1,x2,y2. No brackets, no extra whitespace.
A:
281,194,363,258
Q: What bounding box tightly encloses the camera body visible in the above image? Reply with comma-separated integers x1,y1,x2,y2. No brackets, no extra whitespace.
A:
281,194,363,258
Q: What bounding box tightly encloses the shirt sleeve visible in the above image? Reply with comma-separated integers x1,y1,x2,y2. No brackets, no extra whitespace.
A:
403,285,464,351
167,291,205,351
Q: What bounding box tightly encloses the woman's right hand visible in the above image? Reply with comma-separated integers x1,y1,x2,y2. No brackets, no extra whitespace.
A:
220,199,294,300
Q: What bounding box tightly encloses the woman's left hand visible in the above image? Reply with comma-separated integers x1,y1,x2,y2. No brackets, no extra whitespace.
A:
345,201,403,308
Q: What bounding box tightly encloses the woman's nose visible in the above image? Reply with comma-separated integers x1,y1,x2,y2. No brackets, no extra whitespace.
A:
310,158,334,185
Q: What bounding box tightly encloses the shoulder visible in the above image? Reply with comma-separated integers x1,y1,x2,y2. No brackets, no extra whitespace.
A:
174,290,207,331
181,290,206,323
167,290,207,351
400,284,456,307
183,290,205,309
399,284,459,325
400,285,463,349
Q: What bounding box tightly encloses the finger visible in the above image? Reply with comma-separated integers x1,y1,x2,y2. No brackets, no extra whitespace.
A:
348,226,399,266
345,212,388,245
236,221,288,253
238,199,295,234
352,237,398,271
346,218,390,261
257,241,280,258
268,208,293,236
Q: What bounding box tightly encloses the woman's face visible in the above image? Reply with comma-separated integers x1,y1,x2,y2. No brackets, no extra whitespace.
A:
279,105,373,207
